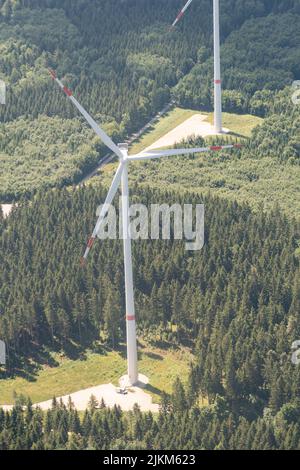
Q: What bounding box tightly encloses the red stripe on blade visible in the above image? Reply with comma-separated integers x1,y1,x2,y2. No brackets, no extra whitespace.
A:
210,146,223,151
63,86,73,97
126,315,136,322
215,79,221,84
87,237,95,249
49,69,56,80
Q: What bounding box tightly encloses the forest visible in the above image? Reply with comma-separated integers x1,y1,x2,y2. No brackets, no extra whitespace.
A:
0,0,300,198
0,392,299,450
175,10,300,114
0,0,300,451
0,186,299,443
111,89,300,221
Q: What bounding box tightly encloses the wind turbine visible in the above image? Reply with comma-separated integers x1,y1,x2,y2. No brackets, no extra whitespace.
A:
171,0,223,133
49,69,241,386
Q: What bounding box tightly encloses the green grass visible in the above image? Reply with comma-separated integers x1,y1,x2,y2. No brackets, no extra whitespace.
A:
0,343,192,405
207,112,263,138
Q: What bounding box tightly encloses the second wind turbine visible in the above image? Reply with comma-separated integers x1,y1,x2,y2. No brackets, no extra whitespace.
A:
171,0,223,133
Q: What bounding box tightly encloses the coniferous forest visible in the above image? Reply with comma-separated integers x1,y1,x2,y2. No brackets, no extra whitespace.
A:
1,187,300,450
0,0,300,452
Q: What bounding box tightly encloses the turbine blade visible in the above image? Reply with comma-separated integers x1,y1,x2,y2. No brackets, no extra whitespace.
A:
48,69,123,160
128,144,242,161
81,162,124,264
171,0,194,28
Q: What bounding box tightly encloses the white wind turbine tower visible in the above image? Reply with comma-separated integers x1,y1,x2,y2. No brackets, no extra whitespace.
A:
171,0,223,133
49,69,240,386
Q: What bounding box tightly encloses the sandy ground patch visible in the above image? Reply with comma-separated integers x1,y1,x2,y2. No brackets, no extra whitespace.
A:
1,204,14,218
1,382,160,413
143,114,228,152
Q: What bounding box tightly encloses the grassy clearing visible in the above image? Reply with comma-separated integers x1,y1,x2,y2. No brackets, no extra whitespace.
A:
130,107,262,155
206,112,263,138
0,342,192,405
130,107,199,154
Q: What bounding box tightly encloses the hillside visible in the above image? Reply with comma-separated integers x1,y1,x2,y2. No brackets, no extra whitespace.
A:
97,90,300,219
0,0,300,452
1,187,299,407
0,184,300,449
0,0,299,198
175,10,300,114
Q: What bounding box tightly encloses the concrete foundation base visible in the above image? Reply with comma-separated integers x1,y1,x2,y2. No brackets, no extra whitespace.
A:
215,127,230,135
119,374,149,389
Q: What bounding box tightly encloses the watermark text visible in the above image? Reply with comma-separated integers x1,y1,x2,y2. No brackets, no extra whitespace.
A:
96,199,204,251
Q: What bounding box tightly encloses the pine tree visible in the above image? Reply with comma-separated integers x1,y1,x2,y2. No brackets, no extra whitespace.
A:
172,378,186,413
88,395,99,413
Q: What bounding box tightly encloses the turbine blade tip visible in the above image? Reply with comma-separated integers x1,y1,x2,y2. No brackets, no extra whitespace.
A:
80,257,87,268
